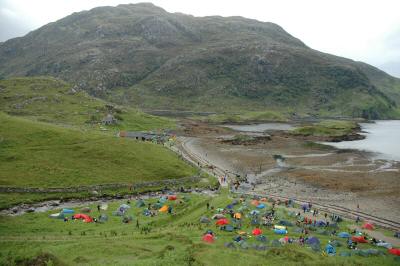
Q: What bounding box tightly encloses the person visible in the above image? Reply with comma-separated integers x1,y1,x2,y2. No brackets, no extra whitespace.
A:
356,216,360,224
136,219,140,228
64,217,69,222
206,202,210,210
97,204,101,212
168,206,172,214
324,213,328,219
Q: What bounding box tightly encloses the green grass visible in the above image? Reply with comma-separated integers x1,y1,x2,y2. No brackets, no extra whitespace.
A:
291,120,358,137
0,191,397,265
0,77,175,131
0,112,196,188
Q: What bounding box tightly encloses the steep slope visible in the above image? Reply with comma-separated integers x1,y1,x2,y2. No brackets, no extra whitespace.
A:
0,3,400,118
0,77,174,130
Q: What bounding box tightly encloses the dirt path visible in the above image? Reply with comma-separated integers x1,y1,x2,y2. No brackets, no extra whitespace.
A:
175,136,400,232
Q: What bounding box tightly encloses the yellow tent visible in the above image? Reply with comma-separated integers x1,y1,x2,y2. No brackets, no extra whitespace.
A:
159,205,169,213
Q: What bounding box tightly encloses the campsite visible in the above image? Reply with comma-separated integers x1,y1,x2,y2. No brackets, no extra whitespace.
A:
1,189,399,265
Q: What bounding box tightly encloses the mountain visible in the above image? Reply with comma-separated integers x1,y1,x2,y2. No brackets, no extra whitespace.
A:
1,3,400,119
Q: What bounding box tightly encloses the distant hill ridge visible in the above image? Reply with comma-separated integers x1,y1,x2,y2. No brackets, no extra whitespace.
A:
1,3,400,119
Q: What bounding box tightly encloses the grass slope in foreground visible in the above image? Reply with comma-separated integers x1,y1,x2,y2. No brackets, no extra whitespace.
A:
0,191,398,265
0,113,196,188
0,77,174,131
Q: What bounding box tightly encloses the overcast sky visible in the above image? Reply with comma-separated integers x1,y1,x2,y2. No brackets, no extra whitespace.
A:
1,0,399,77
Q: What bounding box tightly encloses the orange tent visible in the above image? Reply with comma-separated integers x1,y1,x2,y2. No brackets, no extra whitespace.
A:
362,223,374,230
260,198,268,202
202,234,215,243
216,218,229,226
233,213,242,219
159,205,169,212
251,200,259,206
252,228,262,236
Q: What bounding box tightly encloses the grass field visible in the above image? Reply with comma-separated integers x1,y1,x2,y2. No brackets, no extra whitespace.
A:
198,111,289,124
0,190,398,265
0,77,175,131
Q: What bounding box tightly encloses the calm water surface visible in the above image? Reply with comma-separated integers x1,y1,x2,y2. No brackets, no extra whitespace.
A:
325,120,400,161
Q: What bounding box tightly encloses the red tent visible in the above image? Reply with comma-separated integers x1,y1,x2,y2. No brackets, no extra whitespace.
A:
362,223,374,230
351,236,368,243
251,200,259,206
202,234,215,243
168,195,177,200
73,213,93,223
252,228,262,236
389,248,400,256
216,218,229,226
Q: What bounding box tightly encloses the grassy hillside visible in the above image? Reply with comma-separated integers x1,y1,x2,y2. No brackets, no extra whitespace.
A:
0,113,196,188
0,77,175,130
0,191,398,265
1,3,400,119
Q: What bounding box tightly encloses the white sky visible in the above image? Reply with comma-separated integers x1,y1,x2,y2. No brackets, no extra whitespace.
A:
1,0,399,77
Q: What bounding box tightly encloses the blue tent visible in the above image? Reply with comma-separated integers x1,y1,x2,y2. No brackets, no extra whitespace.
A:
62,208,74,214
274,229,287,234
338,232,351,238
226,204,234,209
256,204,265,209
306,236,320,245
325,243,336,255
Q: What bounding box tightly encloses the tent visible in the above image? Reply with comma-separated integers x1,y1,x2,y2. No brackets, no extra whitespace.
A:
100,203,108,211
260,198,268,202
256,204,265,209
279,220,293,227
221,225,234,232
224,242,236,249
212,214,225,220
122,215,133,223
251,200,259,206
168,195,177,201
226,204,234,209
377,242,392,249
256,235,267,242
394,232,400,238
306,237,320,246
362,223,374,230
216,208,224,213
49,212,65,219
119,204,131,210
62,208,74,214
159,205,169,213
200,216,211,224
159,197,167,204
249,210,260,216
316,221,326,227
252,228,262,236
136,200,145,208
202,234,215,243
216,218,229,226
98,214,108,223
73,213,93,223
388,248,400,256
80,207,91,213
274,229,287,235
233,213,242,219
351,236,368,243
274,225,286,230
338,232,351,238
325,243,336,255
